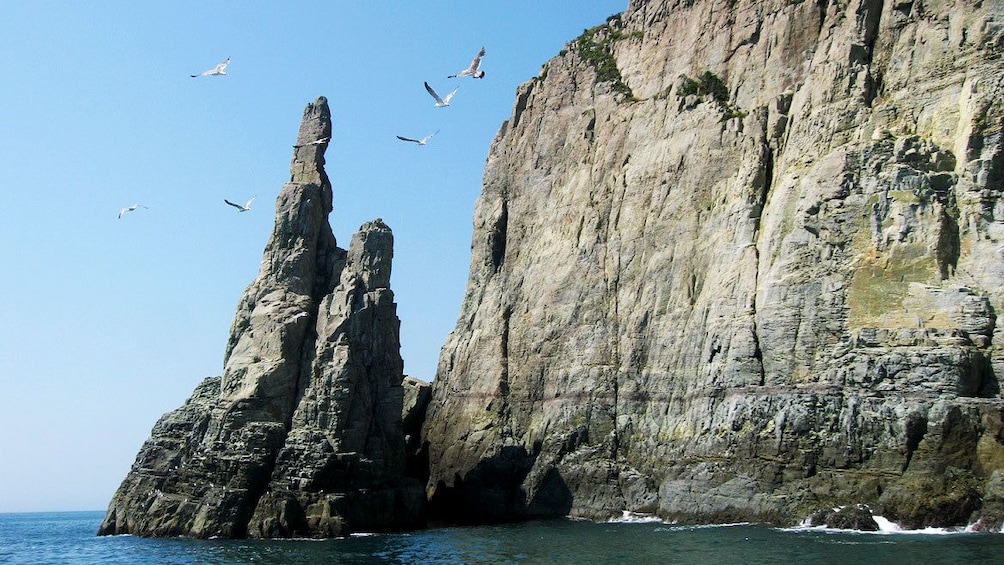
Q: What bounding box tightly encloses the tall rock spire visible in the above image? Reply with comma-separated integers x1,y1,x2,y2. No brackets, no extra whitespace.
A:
248,220,424,537
218,96,339,419
99,97,419,538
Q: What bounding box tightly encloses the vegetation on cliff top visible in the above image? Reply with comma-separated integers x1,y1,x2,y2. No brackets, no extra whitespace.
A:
569,14,638,100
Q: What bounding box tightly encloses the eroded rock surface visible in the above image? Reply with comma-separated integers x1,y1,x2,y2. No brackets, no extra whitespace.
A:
424,0,1004,529
247,220,423,537
99,98,420,538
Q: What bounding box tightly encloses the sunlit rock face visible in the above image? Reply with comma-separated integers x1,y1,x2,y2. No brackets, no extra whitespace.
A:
423,0,1004,530
99,97,423,539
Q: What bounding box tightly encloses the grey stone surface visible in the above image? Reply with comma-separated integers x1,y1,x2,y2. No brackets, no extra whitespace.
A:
102,0,1004,536
99,98,419,538
423,0,1004,529
402,377,432,482
247,219,423,538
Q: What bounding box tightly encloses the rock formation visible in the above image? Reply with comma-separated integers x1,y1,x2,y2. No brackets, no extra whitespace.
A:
423,0,1004,530
99,97,423,538
102,0,1004,536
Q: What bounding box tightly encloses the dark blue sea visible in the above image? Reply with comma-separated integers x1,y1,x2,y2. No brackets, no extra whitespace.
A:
2,511,1004,564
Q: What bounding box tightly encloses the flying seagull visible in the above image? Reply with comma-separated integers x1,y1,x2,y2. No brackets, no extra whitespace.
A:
293,137,329,148
396,130,439,145
424,81,458,107
191,57,230,78
224,196,255,212
448,47,486,79
118,204,147,219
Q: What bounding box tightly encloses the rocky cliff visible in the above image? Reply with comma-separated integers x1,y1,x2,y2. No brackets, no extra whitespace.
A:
423,0,1004,529
99,97,424,538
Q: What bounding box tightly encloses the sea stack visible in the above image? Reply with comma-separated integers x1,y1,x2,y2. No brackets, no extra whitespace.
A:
422,0,1004,530
99,97,423,538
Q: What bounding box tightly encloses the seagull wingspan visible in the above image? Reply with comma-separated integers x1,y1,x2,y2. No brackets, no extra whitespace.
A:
425,81,457,106
225,196,255,212
192,57,230,78
424,81,446,105
293,137,329,148
449,47,486,78
117,204,147,219
397,130,439,145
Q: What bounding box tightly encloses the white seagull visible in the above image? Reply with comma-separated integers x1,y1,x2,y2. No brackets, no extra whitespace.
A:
448,47,486,79
396,130,439,145
224,196,255,212
293,137,329,148
191,57,230,78
424,81,458,107
118,204,147,219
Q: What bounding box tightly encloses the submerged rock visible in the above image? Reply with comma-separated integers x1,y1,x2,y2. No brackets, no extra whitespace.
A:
808,504,879,531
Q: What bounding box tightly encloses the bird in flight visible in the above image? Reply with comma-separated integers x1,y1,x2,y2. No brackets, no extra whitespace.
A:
191,57,230,78
224,196,255,212
448,47,486,79
396,130,439,145
293,137,329,148
118,204,147,219
424,82,458,107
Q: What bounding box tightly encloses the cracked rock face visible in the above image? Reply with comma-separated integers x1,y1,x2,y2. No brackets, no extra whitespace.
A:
423,0,1004,529
247,219,423,538
98,97,421,538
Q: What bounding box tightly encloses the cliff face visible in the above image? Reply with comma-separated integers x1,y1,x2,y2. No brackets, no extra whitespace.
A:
99,98,423,538
424,0,1004,529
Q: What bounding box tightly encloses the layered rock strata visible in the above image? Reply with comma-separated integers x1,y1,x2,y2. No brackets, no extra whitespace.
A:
99,97,422,538
424,0,1004,529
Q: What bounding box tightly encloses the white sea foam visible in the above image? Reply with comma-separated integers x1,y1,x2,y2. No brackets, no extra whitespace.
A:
608,511,665,524
603,510,756,529
961,517,1004,534
873,516,974,535
789,512,973,535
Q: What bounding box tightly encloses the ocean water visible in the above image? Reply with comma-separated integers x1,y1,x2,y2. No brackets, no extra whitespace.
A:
2,511,1004,565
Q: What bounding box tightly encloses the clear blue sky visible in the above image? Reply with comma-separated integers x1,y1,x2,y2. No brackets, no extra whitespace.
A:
0,2,627,512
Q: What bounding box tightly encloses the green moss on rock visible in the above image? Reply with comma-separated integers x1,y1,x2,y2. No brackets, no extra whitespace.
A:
677,71,744,121
573,15,635,100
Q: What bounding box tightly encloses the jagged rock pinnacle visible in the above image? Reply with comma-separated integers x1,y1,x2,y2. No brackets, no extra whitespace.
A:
345,218,394,290
99,96,420,538
290,96,332,190
247,219,422,538
221,96,339,396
